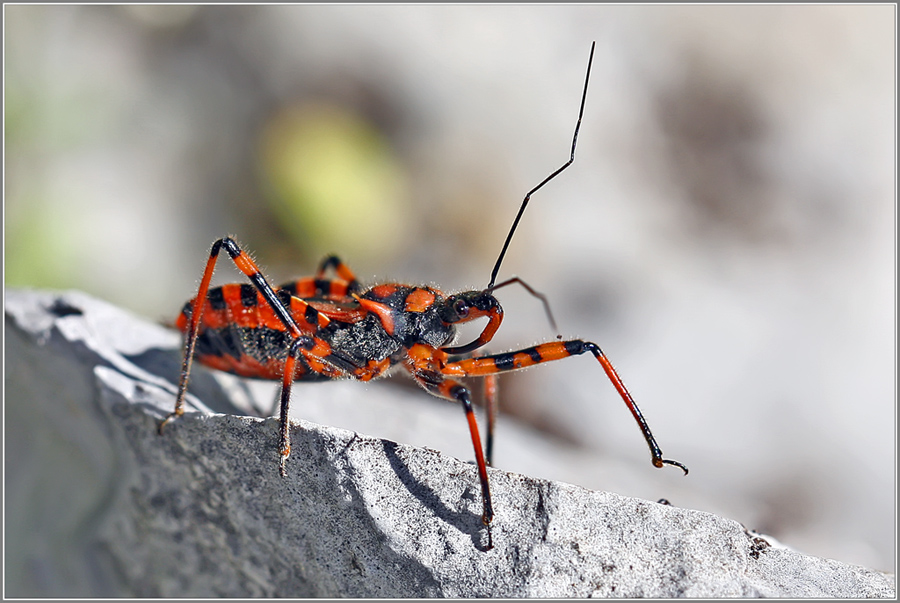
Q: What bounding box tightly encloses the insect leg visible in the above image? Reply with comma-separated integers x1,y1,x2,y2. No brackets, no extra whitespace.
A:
160,237,350,475
483,372,498,467
315,255,361,292
405,363,494,548
159,239,243,433
472,346,499,467
464,348,499,467
444,340,688,475
161,239,304,425
277,336,316,476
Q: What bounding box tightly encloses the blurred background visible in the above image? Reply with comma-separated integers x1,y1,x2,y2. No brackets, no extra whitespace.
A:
5,5,895,571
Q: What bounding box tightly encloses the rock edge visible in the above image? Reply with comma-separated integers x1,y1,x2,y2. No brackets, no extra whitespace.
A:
5,289,895,597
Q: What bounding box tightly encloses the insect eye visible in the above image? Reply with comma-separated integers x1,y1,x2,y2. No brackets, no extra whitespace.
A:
453,299,470,318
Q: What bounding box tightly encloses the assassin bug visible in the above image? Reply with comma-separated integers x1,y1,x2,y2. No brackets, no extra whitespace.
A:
159,42,687,548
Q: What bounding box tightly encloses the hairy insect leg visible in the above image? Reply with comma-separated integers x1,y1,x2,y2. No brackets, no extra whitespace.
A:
444,339,688,475
271,335,359,475
159,239,228,433
276,338,309,477
585,342,688,474
160,238,303,432
453,380,495,549
406,364,494,548
159,238,337,478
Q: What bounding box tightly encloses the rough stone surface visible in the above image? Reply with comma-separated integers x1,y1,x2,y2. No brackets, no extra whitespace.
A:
5,289,896,597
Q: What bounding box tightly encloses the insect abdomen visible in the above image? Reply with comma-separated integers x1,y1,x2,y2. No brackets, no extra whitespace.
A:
178,284,337,381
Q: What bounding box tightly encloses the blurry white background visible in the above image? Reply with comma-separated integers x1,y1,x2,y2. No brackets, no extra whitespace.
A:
5,5,894,571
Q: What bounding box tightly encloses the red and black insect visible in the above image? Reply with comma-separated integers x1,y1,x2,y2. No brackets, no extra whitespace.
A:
159,42,687,548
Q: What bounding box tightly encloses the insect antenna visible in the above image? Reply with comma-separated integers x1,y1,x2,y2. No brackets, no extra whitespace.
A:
487,41,595,291
489,276,559,335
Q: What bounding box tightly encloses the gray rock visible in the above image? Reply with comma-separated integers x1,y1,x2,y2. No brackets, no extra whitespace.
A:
5,289,895,597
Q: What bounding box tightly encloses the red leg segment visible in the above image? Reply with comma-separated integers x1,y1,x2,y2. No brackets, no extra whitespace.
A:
442,339,688,475
404,355,494,548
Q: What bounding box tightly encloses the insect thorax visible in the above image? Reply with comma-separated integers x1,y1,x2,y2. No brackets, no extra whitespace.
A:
357,285,456,351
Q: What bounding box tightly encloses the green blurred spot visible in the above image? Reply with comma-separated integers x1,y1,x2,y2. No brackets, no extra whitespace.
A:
5,195,80,290
259,103,409,261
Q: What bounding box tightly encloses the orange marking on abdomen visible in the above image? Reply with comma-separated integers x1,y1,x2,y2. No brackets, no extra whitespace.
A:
199,303,230,330
222,285,263,329
255,299,293,331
